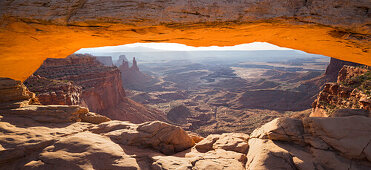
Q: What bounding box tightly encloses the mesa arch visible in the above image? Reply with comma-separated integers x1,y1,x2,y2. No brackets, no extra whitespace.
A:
0,0,370,81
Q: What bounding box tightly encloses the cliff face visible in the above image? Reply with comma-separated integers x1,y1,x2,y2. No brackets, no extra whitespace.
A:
29,54,166,123
0,77,39,109
312,66,370,117
1,0,369,33
24,75,82,105
33,54,126,113
325,57,362,82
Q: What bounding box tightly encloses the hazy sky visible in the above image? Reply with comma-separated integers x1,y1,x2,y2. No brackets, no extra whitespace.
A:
76,42,294,54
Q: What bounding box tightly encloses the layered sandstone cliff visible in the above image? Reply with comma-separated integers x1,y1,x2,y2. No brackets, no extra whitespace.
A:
27,54,166,123
1,78,371,169
24,75,82,105
312,65,370,117
0,77,39,109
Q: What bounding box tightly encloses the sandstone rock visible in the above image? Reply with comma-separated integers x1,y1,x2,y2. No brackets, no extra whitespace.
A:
187,132,204,143
310,148,371,170
246,138,298,170
29,54,167,123
34,54,126,113
24,75,82,105
304,116,371,161
250,118,304,144
37,132,139,170
331,108,371,117
0,0,370,82
2,104,371,169
79,112,111,124
0,105,110,124
93,121,195,155
0,77,38,109
337,65,368,83
312,66,370,117
196,133,249,154
325,58,362,82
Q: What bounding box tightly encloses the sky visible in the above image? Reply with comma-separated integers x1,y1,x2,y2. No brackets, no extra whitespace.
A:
76,42,294,54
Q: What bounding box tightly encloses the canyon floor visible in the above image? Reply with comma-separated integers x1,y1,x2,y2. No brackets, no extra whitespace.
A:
121,52,329,136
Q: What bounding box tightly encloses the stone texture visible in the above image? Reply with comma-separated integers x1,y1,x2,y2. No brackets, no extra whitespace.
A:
1,106,371,169
1,76,371,169
24,75,82,105
246,116,371,169
0,0,370,81
325,58,362,82
0,77,38,109
312,65,370,117
250,118,304,144
1,0,369,33
304,116,371,161
0,105,110,124
196,133,249,154
92,121,195,155
337,65,368,83
27,54,167,123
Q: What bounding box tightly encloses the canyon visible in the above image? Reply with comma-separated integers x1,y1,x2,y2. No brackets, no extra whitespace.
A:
0,65,370,169
0,1,370,169
114,50,330,135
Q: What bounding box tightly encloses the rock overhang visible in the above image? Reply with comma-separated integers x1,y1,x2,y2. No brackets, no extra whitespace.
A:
0,0,370,81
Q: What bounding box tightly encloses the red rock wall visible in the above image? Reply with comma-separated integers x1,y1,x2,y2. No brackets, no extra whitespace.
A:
29,54,166,123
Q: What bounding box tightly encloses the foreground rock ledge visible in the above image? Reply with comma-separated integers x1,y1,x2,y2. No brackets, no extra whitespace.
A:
1,107,371,169
1,77,371,169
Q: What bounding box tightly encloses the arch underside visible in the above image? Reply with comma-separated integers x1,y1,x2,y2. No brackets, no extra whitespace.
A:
0,0,370,81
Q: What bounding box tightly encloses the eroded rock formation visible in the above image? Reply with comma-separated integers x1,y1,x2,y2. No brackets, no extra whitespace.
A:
0,0,370,81
1,77,371,169
312,65,370,117
26,54,166,123
24,75,82,105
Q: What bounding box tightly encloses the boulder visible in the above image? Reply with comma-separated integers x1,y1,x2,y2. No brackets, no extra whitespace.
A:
34,132,139,169
93,121,195,155
250,118,304,145
196,133,249,154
